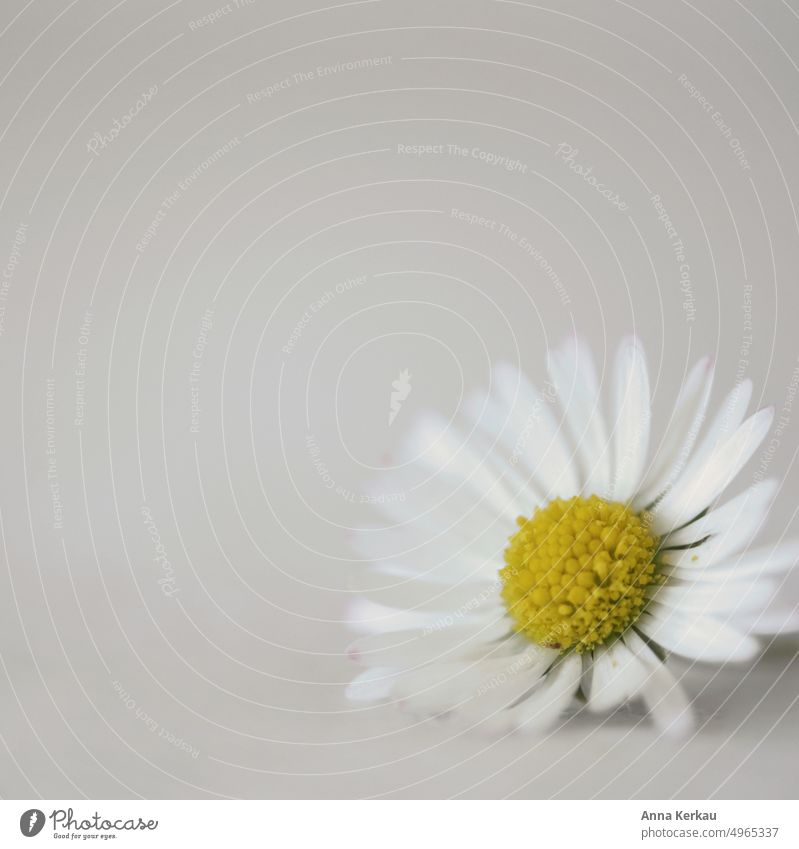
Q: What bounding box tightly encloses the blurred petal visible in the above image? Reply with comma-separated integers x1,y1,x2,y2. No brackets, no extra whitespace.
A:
625,631,694,736
637,604,760,663
547,336,611,497
347,616,512,667
663,542,799,583
610,337,651,502
493,362,580,500
651,407,773,534
661,479,778,564
586,640,650,713
488,653,582,733
345,666,397,702
634,356,714,508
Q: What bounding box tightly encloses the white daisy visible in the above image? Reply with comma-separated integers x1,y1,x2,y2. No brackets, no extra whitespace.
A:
345,336,798,735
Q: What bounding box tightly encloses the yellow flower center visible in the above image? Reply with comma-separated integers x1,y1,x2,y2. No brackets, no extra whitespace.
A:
500,495,661,653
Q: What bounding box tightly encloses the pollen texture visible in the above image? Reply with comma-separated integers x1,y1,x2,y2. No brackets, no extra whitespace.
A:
500,495,661,653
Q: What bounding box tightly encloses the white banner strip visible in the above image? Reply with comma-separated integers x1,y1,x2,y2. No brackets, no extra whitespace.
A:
1,800,796,847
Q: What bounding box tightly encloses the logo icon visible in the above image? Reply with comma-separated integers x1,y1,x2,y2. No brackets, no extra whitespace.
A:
388,369,412,426
19,809,45,837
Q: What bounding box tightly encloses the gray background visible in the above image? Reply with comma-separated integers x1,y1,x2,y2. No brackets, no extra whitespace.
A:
0,0,798,799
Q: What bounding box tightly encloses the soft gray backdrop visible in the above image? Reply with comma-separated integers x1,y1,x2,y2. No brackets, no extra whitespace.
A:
0,0,798,799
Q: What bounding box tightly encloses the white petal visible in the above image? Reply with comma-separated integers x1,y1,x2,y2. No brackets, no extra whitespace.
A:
352,551,498,587
493,362,580,499
390,661,487,714
456,647,559,724
651,407,774,534
663,542,799,582
461,389,546,505
586,640,650,713
647,579,775,616
748,608,799,635
365,480,511,564
637,604,760,663
352,569,501,616
661,479,778,561
403,411,521,522
347,597,448,635
649,380,751,521
547,336,612,497
397,646,557,718
634,356,714,508
352,519,502,575
691,379,754,461
625,630,694,736
487,652,582,733
610,337,651,502
346,616,512,667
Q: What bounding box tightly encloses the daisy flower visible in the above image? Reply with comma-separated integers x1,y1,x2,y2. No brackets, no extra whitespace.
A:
345,337,798,735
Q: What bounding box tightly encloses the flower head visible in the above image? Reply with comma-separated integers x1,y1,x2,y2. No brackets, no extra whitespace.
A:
346,337,797,735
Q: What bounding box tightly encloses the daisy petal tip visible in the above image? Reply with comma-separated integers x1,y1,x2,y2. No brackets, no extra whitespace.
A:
738,635,764,663
401,411,447,459
553,330,581,356
694,354,715,382
618,333,646,357
345,667,395,703
755,477,780,502
748,406,775,441
345,597,377,633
